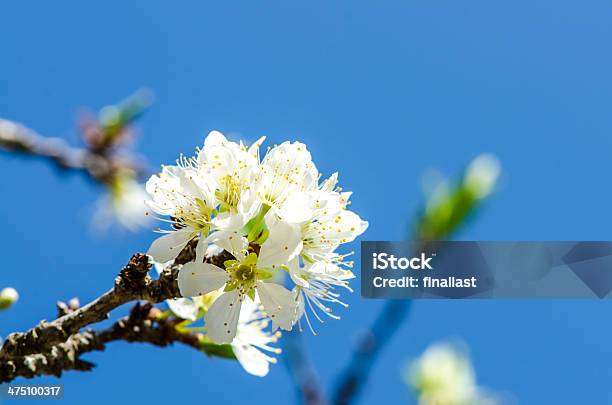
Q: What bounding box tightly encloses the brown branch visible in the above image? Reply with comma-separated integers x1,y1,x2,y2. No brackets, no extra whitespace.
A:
0,242,232,359
0,253,175,360
0,303,219,381
0,119,147,184
0,245,235,382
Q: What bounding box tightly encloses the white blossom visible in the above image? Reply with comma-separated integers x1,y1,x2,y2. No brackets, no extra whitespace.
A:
231,298,282,377
0,287,19,310
409,342,497,405
178,235,297,343
198,131,265,231
145,154,217,263
145,131,368,370
289,174,368,329
464,154,501,199
92,174,151,232
253,141,319,223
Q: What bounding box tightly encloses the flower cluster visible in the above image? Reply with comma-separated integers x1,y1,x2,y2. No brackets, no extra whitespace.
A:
145,131,368,375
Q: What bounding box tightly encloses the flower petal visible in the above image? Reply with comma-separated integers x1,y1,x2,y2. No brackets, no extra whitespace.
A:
178,262,228,298
167,298,199,321
203,130,228,148
212,230,249,259
232,343,271,377
278,192,313,223
212,211,246,232
147,231,191,263
257,281,296,331
178,168,216,207
195,237,208,263
247,136,266,157
293,287,305,324
205,290,242,343
258,217,303,269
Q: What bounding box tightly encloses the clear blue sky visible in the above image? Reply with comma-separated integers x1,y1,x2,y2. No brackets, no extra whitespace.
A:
2,1,612,403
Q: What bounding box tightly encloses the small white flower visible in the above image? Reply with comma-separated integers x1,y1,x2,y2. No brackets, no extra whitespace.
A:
289,174,368,328
231,298,282,377
289,259,355,332
178,236,298,343
0,287,19,310
92,174,151,232
253,141,319,223
198,131,265,230
464,154,501,199
409,342,495,405
300,184,368,263
145,162,217,263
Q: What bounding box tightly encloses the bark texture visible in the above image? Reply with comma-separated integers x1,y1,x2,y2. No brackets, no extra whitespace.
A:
0,303,221,381
0,246,235,382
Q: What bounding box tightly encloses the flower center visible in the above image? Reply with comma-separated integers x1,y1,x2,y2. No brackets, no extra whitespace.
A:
235,264,255,283
216,175,243,211
225,260,259,297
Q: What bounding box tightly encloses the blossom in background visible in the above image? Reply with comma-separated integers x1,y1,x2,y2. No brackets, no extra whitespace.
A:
418,153,501,241
145,131,368,374
0,287,19,311
463,154,501,199
92,170,152,232
408,342,498,405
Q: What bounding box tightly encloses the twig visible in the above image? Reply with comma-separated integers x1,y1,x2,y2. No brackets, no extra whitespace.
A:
283,330,329,405
332,301,412,405
0,242,233,382
333,240,426,404
0,253,174,360
0,119,147,184
0,302,222,381
332,238,421,405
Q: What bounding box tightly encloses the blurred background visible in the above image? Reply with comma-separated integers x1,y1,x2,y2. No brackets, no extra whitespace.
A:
2,1,612,403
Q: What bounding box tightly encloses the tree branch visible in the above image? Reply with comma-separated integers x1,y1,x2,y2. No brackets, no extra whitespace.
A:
0,242,233,381
0,253,176,360
0,302,228,381
332,301,412,405
283,330,329,405
0,119,146,184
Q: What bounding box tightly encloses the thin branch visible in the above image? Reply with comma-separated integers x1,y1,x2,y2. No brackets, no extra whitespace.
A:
332,242,426,404
0,241,233,381
0,119,147,184
0,302,222,381
332,301,412,405
283,330,329,405
331,176,489,405
0,253,175,360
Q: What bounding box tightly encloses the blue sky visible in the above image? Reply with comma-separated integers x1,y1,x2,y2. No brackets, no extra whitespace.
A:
2,1,612,403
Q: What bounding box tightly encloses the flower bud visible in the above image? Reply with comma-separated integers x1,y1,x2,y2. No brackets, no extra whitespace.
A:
0,287,19,310
464,153,501,199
